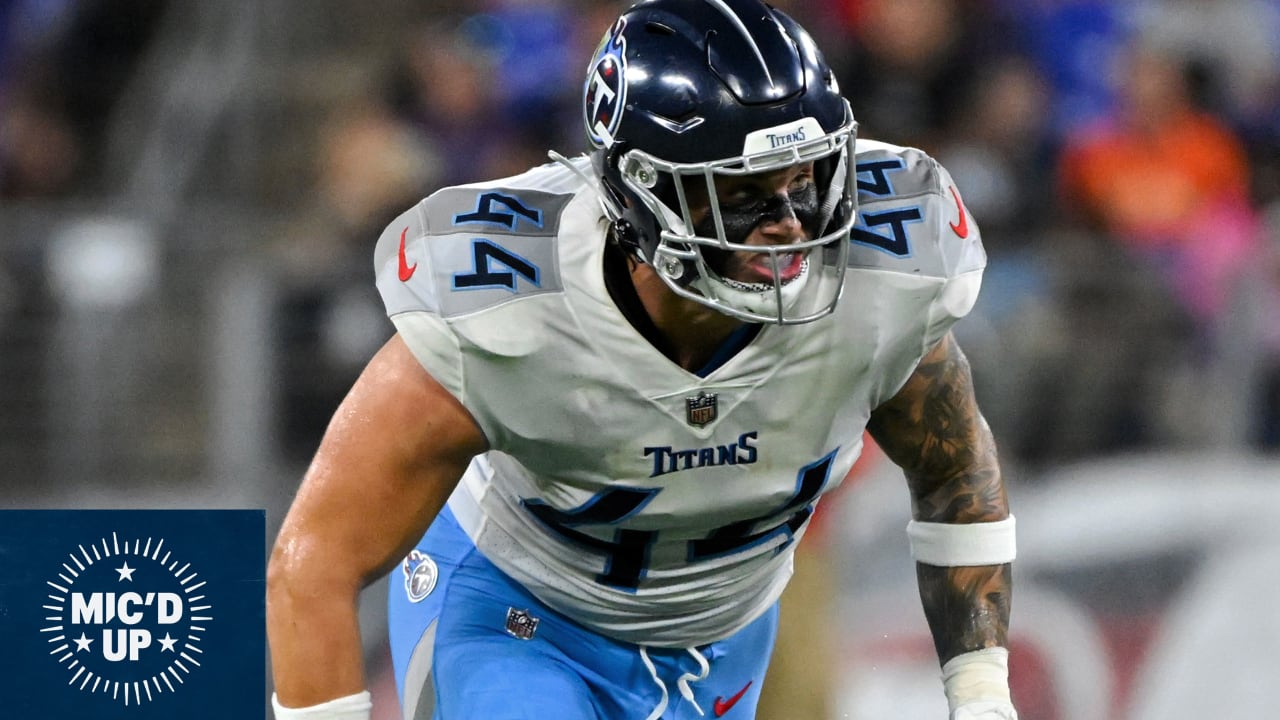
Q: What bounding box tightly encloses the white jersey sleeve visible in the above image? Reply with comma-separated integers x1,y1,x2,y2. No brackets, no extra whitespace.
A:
372,203,464,399
372,161,584,442
843,139,987,408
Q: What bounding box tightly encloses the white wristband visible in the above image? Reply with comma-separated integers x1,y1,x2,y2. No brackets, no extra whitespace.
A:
942,648,1015,717
907,515,1016,566
272,690,372,720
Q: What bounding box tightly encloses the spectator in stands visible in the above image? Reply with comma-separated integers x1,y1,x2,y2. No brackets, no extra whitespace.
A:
827,0,979,150
0,83,81,198
0,0,81,198
1056,43,1262,332
0,0,170,197
935,54,1056,251
385,19,536,189
823,0,1027,153
1051,41,1270,456
995,0,1130,141
270,106,436,461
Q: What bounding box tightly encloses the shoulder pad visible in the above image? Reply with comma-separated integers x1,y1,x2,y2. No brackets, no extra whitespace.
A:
846,140,986,280
375,182,577,319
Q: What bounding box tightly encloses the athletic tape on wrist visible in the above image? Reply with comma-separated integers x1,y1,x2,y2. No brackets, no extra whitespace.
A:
272,690,372,720
942,647,1014,716
952,700,1019,719
906,515,1016,567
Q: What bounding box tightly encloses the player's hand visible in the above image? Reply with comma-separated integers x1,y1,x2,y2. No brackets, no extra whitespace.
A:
952,700,1018,719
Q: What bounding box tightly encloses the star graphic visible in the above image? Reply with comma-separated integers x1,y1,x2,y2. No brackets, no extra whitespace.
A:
74,632,93,652
115,562,135,582
158,633,178,652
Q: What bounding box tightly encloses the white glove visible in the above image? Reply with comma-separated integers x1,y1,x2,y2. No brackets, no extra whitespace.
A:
953,700,1018,719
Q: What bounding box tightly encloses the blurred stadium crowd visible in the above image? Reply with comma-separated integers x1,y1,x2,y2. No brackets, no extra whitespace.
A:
2,2,1279,719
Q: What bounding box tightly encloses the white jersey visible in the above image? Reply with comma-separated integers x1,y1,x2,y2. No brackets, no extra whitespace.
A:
373,140,986,647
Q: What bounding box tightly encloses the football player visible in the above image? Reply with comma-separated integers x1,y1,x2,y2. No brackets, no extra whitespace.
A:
267,1,1017,718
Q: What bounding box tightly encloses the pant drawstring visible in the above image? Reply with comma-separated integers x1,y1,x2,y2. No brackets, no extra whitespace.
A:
639,645,710,720
640,647,668,720
677,647,710,717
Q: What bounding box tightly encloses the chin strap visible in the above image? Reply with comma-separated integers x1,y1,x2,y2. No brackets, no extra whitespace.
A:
548,149,649,265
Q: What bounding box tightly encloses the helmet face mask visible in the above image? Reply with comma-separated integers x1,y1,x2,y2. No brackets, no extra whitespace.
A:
583,0,859,324
617,118,857,323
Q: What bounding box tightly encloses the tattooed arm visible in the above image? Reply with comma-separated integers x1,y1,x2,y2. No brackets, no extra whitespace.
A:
866,331,1012,665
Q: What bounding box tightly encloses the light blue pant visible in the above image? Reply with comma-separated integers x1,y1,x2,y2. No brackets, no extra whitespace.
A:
387,506,779,719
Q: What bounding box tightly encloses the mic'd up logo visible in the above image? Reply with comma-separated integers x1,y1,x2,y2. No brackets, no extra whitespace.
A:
40,532,212,707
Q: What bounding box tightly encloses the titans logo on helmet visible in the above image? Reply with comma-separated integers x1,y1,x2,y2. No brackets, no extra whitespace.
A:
584,17,628,149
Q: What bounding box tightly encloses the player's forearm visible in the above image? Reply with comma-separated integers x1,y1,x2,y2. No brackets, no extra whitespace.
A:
907,426,1012,664
866,333,1014,663
266,551,367,706
905,408,1011,663
905,442,1015,715
915,560,1011,664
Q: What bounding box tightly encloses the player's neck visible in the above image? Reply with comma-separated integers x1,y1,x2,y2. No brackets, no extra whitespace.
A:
628,264,747,372
602,242,754,372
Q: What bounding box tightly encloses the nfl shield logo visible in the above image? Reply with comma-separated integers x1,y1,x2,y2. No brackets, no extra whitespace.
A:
505,607,539,640
686,392,718,427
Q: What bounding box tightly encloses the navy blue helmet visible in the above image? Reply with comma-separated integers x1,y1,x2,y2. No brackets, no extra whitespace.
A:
582,0,858,324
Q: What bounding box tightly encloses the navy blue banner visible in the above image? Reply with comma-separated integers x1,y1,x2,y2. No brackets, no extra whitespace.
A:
0,510,266,719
